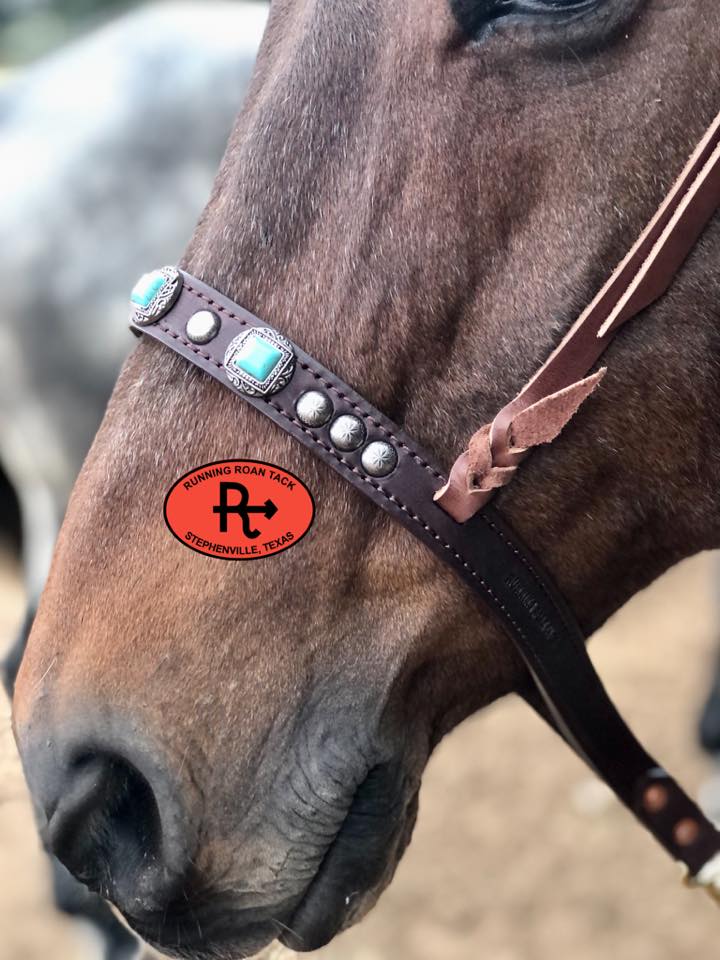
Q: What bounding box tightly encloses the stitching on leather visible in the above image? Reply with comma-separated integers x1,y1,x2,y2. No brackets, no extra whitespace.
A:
158,322,224,368
479,513,579,640
263,398,531,644
480,513,549,596
155,322,470,582
183,283,252,330
295,362,444,481
151,314,534,644
181,283,444,482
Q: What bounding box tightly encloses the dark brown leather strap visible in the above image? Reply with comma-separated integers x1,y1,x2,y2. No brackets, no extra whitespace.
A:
436,108,720,521
130,271,720,890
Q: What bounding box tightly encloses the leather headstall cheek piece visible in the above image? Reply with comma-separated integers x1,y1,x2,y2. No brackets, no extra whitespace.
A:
129,107,720,897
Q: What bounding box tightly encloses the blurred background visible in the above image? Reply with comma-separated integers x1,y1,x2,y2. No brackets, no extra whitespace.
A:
0,0,137,66
1,3,719,960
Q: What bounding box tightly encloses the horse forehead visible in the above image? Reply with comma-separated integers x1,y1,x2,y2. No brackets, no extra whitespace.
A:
255,0,460,95
239,2,707,230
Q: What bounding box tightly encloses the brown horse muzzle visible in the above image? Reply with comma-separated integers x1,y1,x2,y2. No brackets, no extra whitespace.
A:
14,690,418,956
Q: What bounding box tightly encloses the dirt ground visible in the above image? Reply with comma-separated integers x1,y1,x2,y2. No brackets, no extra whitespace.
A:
2,543,720,960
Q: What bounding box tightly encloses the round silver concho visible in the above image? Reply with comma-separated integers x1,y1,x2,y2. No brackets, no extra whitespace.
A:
223,326,296,397
296,390,333,427
361,440,398,477
185,310,220,344
130,266,182,326
329,414,366,451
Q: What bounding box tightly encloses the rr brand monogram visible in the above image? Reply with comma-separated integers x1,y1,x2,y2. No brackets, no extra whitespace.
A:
212,482,278,539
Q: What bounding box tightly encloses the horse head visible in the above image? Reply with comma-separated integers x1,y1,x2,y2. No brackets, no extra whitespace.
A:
13,1,720,956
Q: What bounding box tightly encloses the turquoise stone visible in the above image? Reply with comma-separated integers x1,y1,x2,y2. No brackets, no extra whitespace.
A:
131,271,166,308
233,334,283,382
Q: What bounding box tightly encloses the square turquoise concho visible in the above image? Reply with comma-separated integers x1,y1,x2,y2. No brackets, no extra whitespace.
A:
234,335,284,382
223,327,296,397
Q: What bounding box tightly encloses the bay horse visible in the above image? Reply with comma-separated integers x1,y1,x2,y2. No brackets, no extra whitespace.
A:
12,0,720,957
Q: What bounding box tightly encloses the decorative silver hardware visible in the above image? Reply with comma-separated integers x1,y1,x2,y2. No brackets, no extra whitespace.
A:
329,414,366,451
296,390,333,427
130,266,182,326
185,310,220,344
361,441,398,477
223,327,296,397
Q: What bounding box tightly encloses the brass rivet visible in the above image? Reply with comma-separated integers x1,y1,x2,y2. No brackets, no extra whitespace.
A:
674,818,701,847
643,784,669,814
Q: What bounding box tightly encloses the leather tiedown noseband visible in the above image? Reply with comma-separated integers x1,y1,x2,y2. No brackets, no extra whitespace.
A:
129,107,720,896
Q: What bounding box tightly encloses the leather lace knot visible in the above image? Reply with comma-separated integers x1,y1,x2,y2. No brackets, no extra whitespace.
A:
435,368,606,520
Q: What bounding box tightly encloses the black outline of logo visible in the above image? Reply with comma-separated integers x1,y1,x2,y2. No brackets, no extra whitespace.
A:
163,458,316,561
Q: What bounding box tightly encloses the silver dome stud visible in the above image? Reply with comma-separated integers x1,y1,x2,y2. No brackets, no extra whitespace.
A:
329,414,366,451
185,309,220,344
361,441,398,477
296,390,334,427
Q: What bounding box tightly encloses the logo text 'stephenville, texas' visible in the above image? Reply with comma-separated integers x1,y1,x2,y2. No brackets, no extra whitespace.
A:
164,460,315,560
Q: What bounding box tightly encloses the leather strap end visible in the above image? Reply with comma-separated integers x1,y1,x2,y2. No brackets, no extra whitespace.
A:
436,368,606,523
433,451,496,522
632,769,720,879
691,853,720,903
510,368,606,449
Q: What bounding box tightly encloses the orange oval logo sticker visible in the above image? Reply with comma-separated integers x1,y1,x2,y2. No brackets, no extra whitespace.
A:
164,459,315,560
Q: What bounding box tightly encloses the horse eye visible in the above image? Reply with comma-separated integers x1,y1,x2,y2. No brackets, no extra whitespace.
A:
501,0,601,14
451,0,601,35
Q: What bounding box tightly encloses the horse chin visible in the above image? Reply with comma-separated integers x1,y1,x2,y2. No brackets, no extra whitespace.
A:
126,771,419,958
121,889,289,960
129,823,414,960
134,919,280,960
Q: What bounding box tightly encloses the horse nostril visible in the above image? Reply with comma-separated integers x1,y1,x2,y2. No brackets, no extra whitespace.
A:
16,723,197,924
47,752,162,897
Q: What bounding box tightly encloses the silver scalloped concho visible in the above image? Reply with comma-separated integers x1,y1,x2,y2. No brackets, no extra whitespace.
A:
296,390,334,427
329,414,366,451
223,327,296,397
361,440,398,477
130,266,182,326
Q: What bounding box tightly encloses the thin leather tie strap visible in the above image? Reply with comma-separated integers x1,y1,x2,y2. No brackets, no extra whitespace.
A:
130,271,720,894
436,107,720,522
